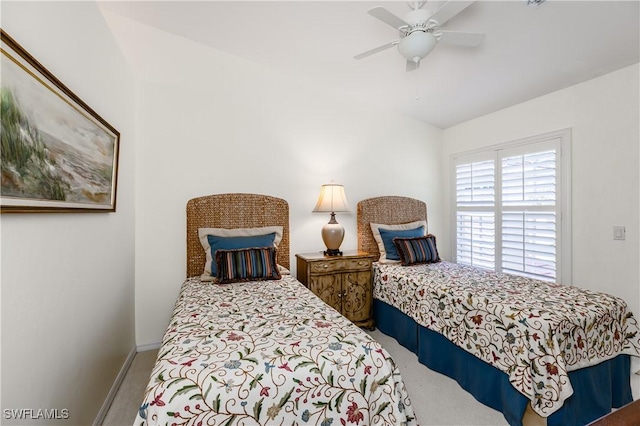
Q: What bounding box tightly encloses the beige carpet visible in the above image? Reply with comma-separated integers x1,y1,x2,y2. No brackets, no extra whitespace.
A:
102,350,158,426
102,330,508,425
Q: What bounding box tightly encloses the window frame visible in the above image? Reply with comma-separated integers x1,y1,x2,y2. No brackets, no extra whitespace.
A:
450,129,572,284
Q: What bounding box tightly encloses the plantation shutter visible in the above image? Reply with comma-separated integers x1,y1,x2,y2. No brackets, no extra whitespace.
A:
452,131,569,283
455,158,495,269
501,147,557,281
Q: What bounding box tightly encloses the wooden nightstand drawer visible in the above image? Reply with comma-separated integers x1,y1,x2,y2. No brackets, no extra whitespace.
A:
348,258,373,270
309,258,372,274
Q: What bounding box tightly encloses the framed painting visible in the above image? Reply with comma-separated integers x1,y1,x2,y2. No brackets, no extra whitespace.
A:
1,30,120,213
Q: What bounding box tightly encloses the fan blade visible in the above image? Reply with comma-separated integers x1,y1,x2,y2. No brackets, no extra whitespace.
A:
354,40,399,60
428,1,475,26
436,31,485,47
406,60,420,72
368,7,409,29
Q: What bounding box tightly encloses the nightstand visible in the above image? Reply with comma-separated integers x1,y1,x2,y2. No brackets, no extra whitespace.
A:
296,251,375,330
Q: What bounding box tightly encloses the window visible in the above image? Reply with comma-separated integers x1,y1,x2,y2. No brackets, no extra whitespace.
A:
451,129,571,283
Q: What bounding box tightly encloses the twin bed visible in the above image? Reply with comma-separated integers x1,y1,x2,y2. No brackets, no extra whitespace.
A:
135,193,640,426
134,194,416,426
357,196,640,426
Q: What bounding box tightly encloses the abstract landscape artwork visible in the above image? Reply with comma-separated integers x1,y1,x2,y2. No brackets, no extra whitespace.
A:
1,30,120,212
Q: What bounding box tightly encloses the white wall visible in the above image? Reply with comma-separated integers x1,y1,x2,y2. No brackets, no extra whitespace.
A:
100,12,443,347
442,64,640,390
0,2,136,424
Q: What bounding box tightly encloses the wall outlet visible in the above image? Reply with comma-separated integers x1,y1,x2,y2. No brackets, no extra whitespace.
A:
613,226,626,240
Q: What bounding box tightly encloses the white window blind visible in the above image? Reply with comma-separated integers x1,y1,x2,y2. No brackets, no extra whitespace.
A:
452,130,571,283
456,212,495,269
455,158,496,269
501,149,557,280
456,160,495,207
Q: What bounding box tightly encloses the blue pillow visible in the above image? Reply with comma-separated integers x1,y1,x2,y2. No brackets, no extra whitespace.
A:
378,227,425,261
207,233,276,276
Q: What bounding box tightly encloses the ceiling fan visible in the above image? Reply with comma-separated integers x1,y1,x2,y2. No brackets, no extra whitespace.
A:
354,1,485,71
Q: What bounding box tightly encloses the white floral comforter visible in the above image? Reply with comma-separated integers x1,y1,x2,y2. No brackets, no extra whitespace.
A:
135,275,416,426
373,261,640,417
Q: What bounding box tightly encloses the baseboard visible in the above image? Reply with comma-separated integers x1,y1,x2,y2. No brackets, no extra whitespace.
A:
93,346,137,426
137,341,162,352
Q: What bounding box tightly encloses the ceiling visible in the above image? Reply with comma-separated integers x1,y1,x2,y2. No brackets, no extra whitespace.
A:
100,1,640,129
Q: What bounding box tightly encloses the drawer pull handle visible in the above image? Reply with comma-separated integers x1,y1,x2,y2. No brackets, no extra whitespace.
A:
323,264,328,268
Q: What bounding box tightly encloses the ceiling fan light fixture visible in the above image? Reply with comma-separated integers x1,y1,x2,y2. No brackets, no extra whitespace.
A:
397,31,437,62
355,2,484,71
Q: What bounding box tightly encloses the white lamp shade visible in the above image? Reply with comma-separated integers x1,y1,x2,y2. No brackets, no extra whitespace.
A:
312,184,351,213
397,31,437,63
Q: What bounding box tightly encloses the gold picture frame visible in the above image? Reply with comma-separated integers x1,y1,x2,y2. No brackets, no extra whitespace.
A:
1,29,120,213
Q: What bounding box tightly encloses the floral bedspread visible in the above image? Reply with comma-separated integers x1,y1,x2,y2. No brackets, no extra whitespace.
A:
373,261,640,417
135,275,416,426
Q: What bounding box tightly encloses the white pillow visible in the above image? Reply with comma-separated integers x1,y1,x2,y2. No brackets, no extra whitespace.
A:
198,226,284,276
370,220,427,263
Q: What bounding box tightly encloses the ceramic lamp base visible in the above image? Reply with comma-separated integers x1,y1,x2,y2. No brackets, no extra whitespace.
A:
321,213,345,256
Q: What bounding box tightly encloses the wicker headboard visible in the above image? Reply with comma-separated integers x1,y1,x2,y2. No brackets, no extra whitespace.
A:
186,193,290,278
357,196,427,260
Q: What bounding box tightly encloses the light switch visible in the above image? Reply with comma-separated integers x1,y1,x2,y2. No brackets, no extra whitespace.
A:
613,226,626,241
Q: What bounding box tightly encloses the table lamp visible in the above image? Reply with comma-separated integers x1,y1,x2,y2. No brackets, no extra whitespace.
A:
312,183,351,256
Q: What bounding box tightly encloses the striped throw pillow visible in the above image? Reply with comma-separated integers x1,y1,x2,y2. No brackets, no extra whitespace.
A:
393,235,441,266
215,247,282,284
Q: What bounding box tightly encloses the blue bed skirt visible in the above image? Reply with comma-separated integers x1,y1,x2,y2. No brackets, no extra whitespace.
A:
374,299,633,426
